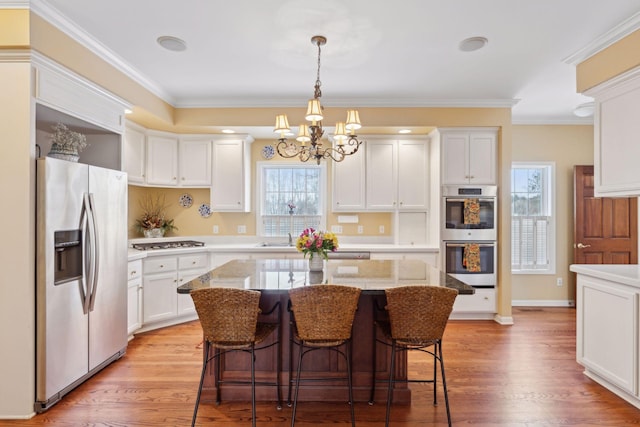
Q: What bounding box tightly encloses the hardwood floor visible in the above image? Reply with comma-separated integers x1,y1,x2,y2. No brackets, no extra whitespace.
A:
6,307,640,426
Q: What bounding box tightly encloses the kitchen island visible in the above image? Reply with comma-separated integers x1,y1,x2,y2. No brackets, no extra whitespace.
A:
177,258,474,404
570,263,640,410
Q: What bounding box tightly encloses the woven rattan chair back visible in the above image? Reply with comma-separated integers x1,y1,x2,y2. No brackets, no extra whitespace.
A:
191,287,261,345
288,285,361,342
385,286,458,343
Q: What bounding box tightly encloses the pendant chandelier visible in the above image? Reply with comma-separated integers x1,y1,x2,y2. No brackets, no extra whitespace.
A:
274,35,363,165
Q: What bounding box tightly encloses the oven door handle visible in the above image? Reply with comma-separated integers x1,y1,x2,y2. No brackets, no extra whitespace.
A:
444,197,495,203
446,243,495,248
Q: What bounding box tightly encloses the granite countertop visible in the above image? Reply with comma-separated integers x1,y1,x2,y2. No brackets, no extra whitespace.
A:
176,258,475,295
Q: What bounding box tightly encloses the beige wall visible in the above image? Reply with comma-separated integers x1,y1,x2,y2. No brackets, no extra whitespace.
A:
511,125,594,303
576,29,640,92
0,10,36,416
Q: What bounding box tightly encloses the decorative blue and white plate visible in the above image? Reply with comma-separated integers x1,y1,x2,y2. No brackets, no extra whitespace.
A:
261,145,275,159
198,203,212,218
179,193,193,208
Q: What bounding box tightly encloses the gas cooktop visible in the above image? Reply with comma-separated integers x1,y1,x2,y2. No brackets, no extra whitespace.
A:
132,240,205,251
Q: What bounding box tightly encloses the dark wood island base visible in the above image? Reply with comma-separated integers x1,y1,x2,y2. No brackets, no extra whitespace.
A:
178,258,475,405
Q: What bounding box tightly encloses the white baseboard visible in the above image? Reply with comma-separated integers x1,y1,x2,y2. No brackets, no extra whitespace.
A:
512,299,575,307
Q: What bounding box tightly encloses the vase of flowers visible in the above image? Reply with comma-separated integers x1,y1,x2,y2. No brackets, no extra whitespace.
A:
47,123,87,162
295,228,339,272
135,194,177,237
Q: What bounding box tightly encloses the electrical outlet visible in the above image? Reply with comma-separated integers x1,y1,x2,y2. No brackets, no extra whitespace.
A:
379,225,385,234
357,225,363,234
212,225,219,234
331,225,343,234
237,225,246,234
556,277,563,287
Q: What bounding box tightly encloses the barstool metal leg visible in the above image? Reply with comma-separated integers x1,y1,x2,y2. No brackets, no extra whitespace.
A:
192,342,210,427
290,342,305,427
251,346,256,427
346,343,356,427
438,341,452,427
385,341,396,427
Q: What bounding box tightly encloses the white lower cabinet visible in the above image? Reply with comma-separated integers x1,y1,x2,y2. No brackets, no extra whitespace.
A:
451,288,496,316
576,274,638,398
141,252,209,332
127,259,143,337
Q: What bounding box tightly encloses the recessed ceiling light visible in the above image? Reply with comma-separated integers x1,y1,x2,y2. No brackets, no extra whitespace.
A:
459,36,488,52
157,36,187,52
573,102,595,117
398,129,412,134
124,108,133,115
221,129,235,134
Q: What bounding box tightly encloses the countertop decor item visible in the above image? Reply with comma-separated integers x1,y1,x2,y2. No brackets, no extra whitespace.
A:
296,228,338,271
134,194,177,237
273,35,364,165
47,123,88,162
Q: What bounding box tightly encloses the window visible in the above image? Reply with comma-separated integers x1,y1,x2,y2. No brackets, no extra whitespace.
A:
511,162,555,273
257,163,326,237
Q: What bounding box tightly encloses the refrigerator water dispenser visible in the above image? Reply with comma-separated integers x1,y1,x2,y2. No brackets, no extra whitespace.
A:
54,230,82,285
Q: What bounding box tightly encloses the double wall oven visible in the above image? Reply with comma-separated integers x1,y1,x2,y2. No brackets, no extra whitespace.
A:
441,185,497,288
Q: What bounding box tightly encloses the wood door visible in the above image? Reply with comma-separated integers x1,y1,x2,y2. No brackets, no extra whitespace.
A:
573,165,637,264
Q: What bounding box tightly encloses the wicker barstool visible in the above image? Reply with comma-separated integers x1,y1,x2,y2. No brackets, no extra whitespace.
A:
369,285,458,427
190,287,282,427
287,284,362,427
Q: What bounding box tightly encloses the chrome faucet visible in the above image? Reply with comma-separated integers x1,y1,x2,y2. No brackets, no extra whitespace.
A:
288,232,293,246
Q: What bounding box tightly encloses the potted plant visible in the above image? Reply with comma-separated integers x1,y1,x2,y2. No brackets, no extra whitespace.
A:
47,123,88,162
135,194,177,238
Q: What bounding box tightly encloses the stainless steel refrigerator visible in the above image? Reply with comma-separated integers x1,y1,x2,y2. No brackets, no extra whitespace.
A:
35,157,128,412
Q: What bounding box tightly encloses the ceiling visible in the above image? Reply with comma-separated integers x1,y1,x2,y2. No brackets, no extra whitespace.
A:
33,0,640,132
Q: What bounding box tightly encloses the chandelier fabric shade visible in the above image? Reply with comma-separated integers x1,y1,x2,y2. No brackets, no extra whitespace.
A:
274,35,364,164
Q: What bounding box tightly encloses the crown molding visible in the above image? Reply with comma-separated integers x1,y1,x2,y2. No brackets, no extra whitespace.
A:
0,0,29,8
0,48,30,62
511,116,593,125
175,97,519,109
30,0,175,105
564,11,640,65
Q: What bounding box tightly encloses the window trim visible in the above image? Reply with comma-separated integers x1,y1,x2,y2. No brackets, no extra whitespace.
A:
255,161,327,238
511,161,556,275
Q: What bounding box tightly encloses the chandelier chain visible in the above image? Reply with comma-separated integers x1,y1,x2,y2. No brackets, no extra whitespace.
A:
314,38,322,99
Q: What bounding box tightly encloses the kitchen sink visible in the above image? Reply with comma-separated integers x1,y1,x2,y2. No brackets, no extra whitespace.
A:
256,242,294,247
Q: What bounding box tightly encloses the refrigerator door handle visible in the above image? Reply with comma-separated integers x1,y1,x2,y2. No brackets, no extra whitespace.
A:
87,193,100,311
80,193,91,314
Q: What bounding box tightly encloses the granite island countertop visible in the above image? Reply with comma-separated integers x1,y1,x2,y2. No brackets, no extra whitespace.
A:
176,258,474,295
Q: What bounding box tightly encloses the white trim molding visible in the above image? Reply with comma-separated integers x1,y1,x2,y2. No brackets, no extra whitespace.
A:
512,300,575,307
0,49,30,62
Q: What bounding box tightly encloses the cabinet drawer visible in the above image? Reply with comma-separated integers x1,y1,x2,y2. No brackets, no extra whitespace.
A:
453,288,496,312
178,253,209,270
128,259,142,280
144,256,178,274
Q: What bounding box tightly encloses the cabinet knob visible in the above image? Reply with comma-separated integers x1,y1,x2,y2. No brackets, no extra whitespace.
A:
159,264,164,268
173,177,177,180
237,201,241,205
192,261,196,265
182,177,185,181
130,270,137,276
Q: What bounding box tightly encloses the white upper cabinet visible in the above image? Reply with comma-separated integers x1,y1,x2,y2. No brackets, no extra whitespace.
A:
179,137,212,186
146,133,179,186
125,123,215,188
332,141,366,211
365,137,429,211
441,128,497,185
585,68,640,197
211,136,253,212
123,123,146,184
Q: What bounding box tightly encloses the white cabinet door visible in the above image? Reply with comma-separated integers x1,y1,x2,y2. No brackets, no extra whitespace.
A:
441,129,497,185
127,277,142,336
179,138,212,186
452,288,496,314
397,140,428,210
468,133,496,184
143,271,178,323
123,124,146,184
442,133,469,185
577,275,637,395
211,138,251,211
332,148,366,211
177,268,207,316
366,140,397,210
146,134,179,186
